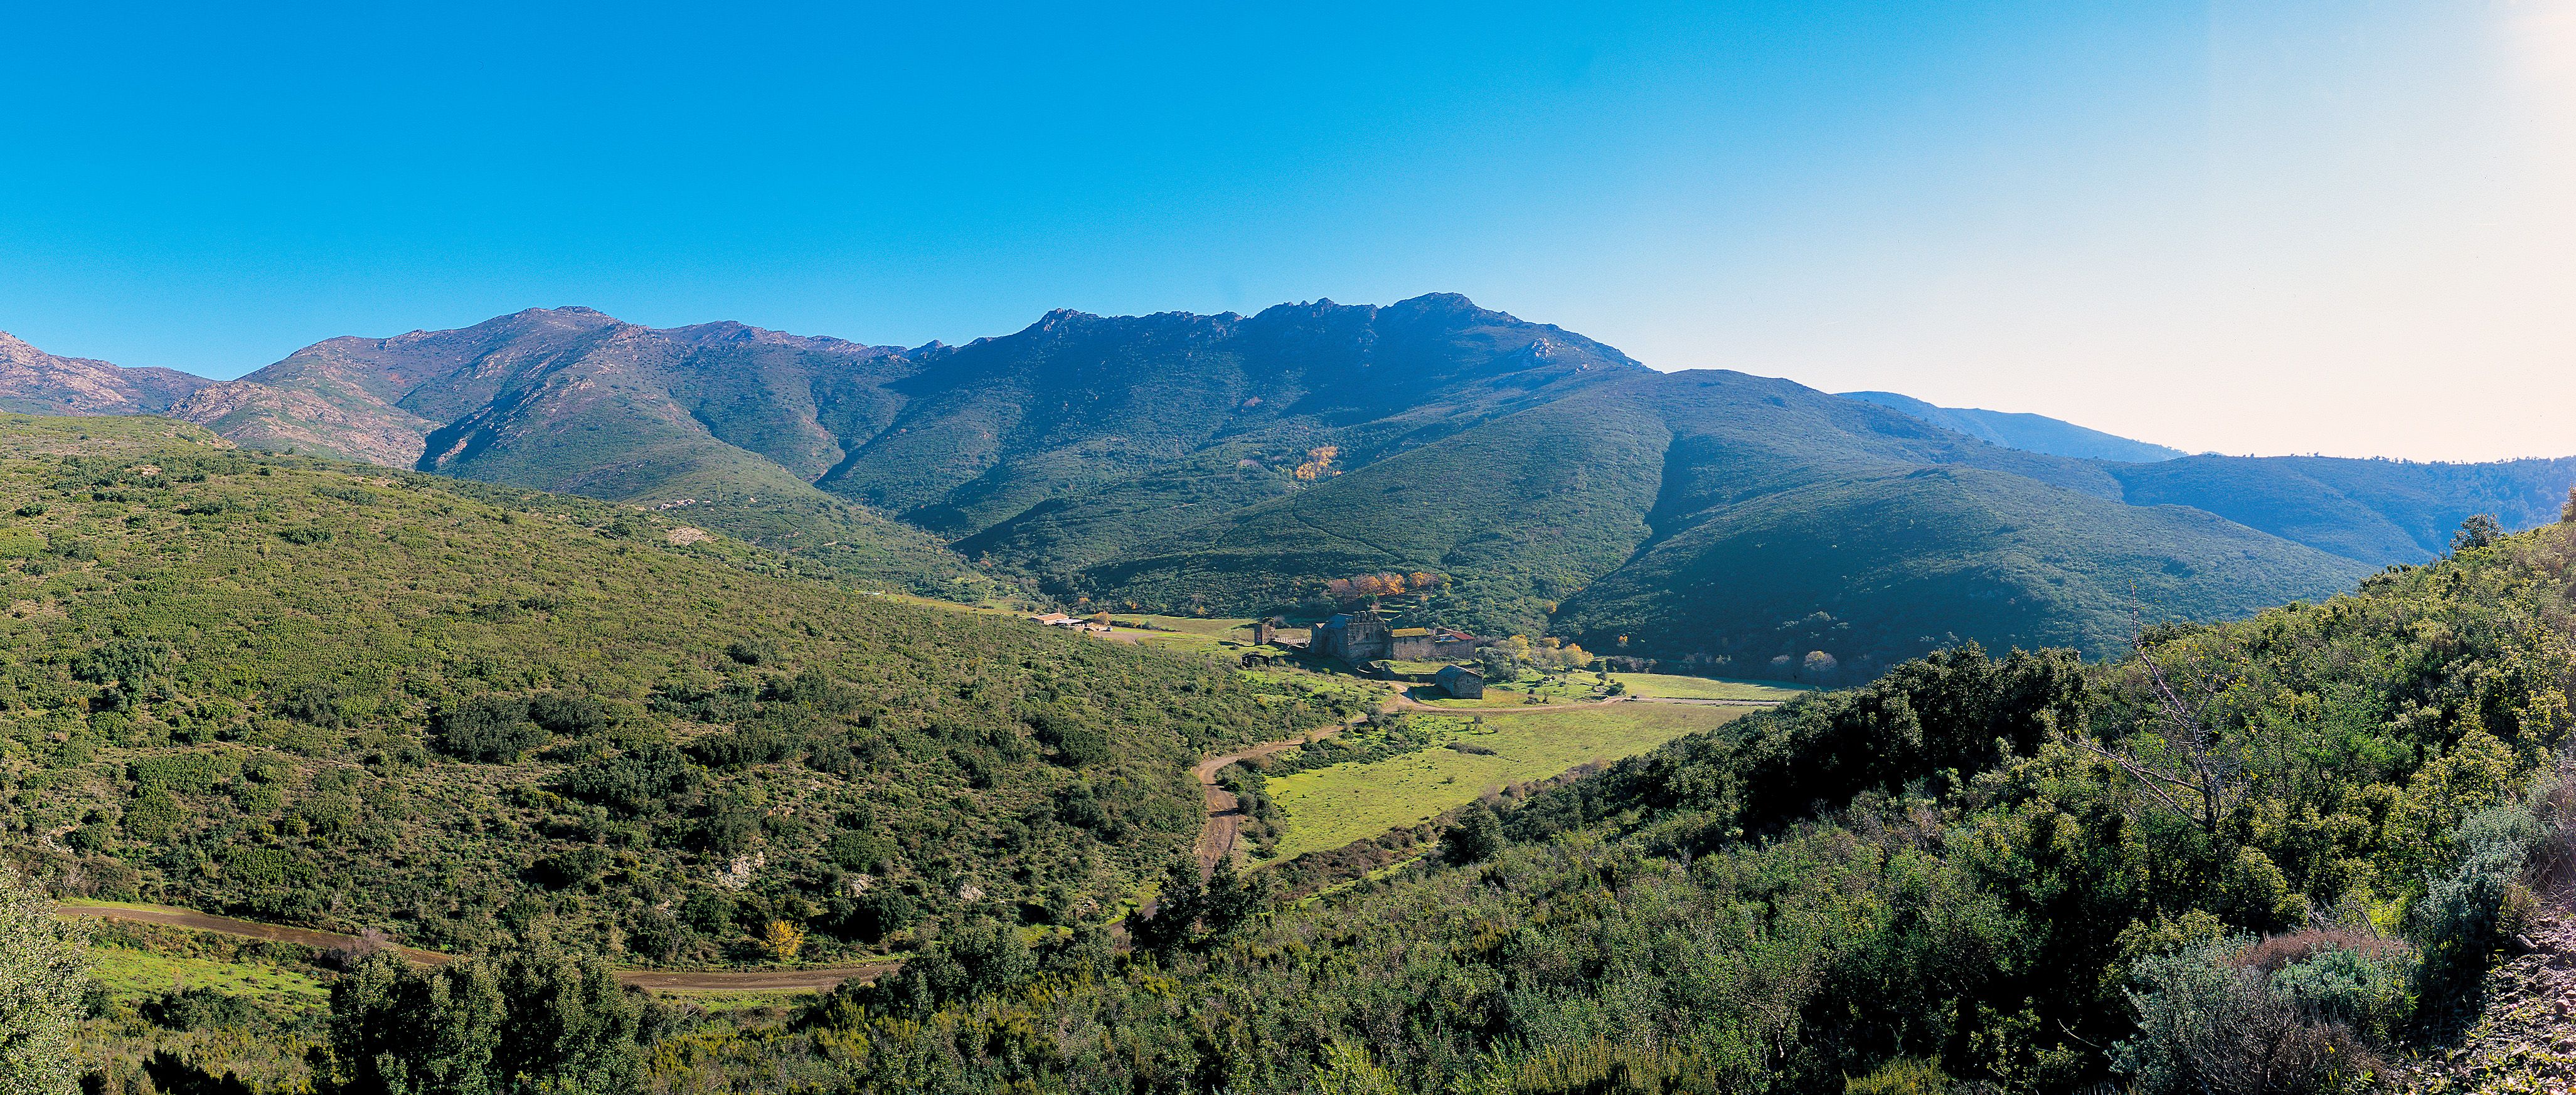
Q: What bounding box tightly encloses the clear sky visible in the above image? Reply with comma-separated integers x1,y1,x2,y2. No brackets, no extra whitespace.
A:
4,1,2570,461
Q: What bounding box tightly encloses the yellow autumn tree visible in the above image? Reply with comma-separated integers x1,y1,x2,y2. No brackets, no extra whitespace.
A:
762,919,804,964
1293,445,1340,481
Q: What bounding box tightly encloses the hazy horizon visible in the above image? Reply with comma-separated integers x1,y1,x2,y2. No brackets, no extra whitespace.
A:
6,1,2569,462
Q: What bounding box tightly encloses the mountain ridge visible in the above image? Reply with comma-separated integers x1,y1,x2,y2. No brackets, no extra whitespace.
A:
1838,388,2188,462
5,299,2568,677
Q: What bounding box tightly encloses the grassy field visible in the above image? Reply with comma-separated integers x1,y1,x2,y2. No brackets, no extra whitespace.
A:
1608,673,1814,701
89,946,333,1008
1263,704,1754,860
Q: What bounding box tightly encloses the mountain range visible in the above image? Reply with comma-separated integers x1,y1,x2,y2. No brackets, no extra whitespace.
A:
7,294,2572,679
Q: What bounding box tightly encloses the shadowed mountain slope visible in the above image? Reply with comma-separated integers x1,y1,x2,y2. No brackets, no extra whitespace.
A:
2104,455,2576,564
1839,389,2186,462
1088,369,2368,668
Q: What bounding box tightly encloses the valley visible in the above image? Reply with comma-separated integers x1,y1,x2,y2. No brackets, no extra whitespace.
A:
3,296,2573,1094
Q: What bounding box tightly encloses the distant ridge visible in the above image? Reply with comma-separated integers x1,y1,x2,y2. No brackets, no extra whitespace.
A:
1839,389,2186,463
0,330,211,415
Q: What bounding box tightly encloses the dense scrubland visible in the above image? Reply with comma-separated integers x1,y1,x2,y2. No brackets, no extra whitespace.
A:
0,417,1351,977
8,413,2576,1094
693,513,2571,1093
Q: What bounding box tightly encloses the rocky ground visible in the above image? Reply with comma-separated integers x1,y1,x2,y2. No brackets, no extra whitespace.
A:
2390,842,2576,1092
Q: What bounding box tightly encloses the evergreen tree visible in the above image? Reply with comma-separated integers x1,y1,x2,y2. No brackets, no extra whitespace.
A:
0,867,89,1095
326,941,643,1094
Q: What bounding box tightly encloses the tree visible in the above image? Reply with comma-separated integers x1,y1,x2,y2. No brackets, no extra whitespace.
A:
1477,647,1521,684
327,941,644,1094
1442,801,1504,864
1801,650,1839,679
871,918,1034,1013
762,919,805,964
0,866,89,1095
432,694,546,763
2072,639,2243,837
1133,856,1267,957
2561,485,2576,523
2452,513,2503,554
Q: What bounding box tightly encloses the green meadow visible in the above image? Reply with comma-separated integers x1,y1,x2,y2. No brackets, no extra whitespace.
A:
88,945,333,1009
1606,672,1812,701
1262,703,1753,860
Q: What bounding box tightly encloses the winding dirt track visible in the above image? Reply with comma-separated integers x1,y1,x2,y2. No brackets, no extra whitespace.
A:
57,902,897,992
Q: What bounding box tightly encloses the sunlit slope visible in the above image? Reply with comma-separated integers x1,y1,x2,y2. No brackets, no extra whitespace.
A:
0,415,1339,965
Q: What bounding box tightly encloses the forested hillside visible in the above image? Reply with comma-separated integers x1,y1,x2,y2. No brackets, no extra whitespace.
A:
583,512,2575,1093
2107,454,2576,564
0,416,1346,968
1105,369,2369,675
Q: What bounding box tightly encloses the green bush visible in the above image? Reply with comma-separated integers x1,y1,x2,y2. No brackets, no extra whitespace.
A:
432,695,546,763
2408,798,2548,1001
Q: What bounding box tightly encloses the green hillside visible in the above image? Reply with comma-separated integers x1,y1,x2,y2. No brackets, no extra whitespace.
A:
1081,388,1672,635
0,416,1343,966
1556,464,2376,678
2108,453,2576,563
166,309,988,598
1081,370,2366,669
263,511,2566,1094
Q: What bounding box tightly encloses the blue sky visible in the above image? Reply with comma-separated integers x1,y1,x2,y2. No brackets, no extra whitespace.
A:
4,1,2571,460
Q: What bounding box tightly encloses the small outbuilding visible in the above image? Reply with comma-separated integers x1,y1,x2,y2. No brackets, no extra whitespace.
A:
1435,664,1486,699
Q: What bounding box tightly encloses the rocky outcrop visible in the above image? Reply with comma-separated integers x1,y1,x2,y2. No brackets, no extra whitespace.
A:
166,379,435,468
0,331,210,414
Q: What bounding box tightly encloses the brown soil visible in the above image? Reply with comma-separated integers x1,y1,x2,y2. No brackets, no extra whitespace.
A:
1195,733,1337,877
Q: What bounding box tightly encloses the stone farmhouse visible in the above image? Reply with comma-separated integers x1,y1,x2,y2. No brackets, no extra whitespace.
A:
1311,608,1484,663
1435,664,1485,699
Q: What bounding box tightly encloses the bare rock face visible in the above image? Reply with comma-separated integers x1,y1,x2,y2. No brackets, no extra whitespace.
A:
0,331,211,415
166,379,435,468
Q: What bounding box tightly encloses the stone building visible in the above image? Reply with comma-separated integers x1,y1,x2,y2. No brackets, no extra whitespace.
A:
1390,627,1480,660
1311,608,1393,663
1314,610,1486,664
1435,664,1485,699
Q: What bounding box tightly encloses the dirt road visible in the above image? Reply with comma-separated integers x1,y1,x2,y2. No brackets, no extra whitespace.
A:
58,901,892,993
1195,733,1337,876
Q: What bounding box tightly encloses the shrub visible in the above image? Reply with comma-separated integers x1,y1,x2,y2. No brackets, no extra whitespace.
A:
2114,936,2382,1095
557,743,701,815
528,692,609,737
688,722,800,770
434,694,547,763
272,681,357,728
72,638,168,686
1844,1058,1954,1094
143,986,253,1031
326,944,643,1094
0,865,90,1095
2410,798,2547,1003
1442,801,1504,865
